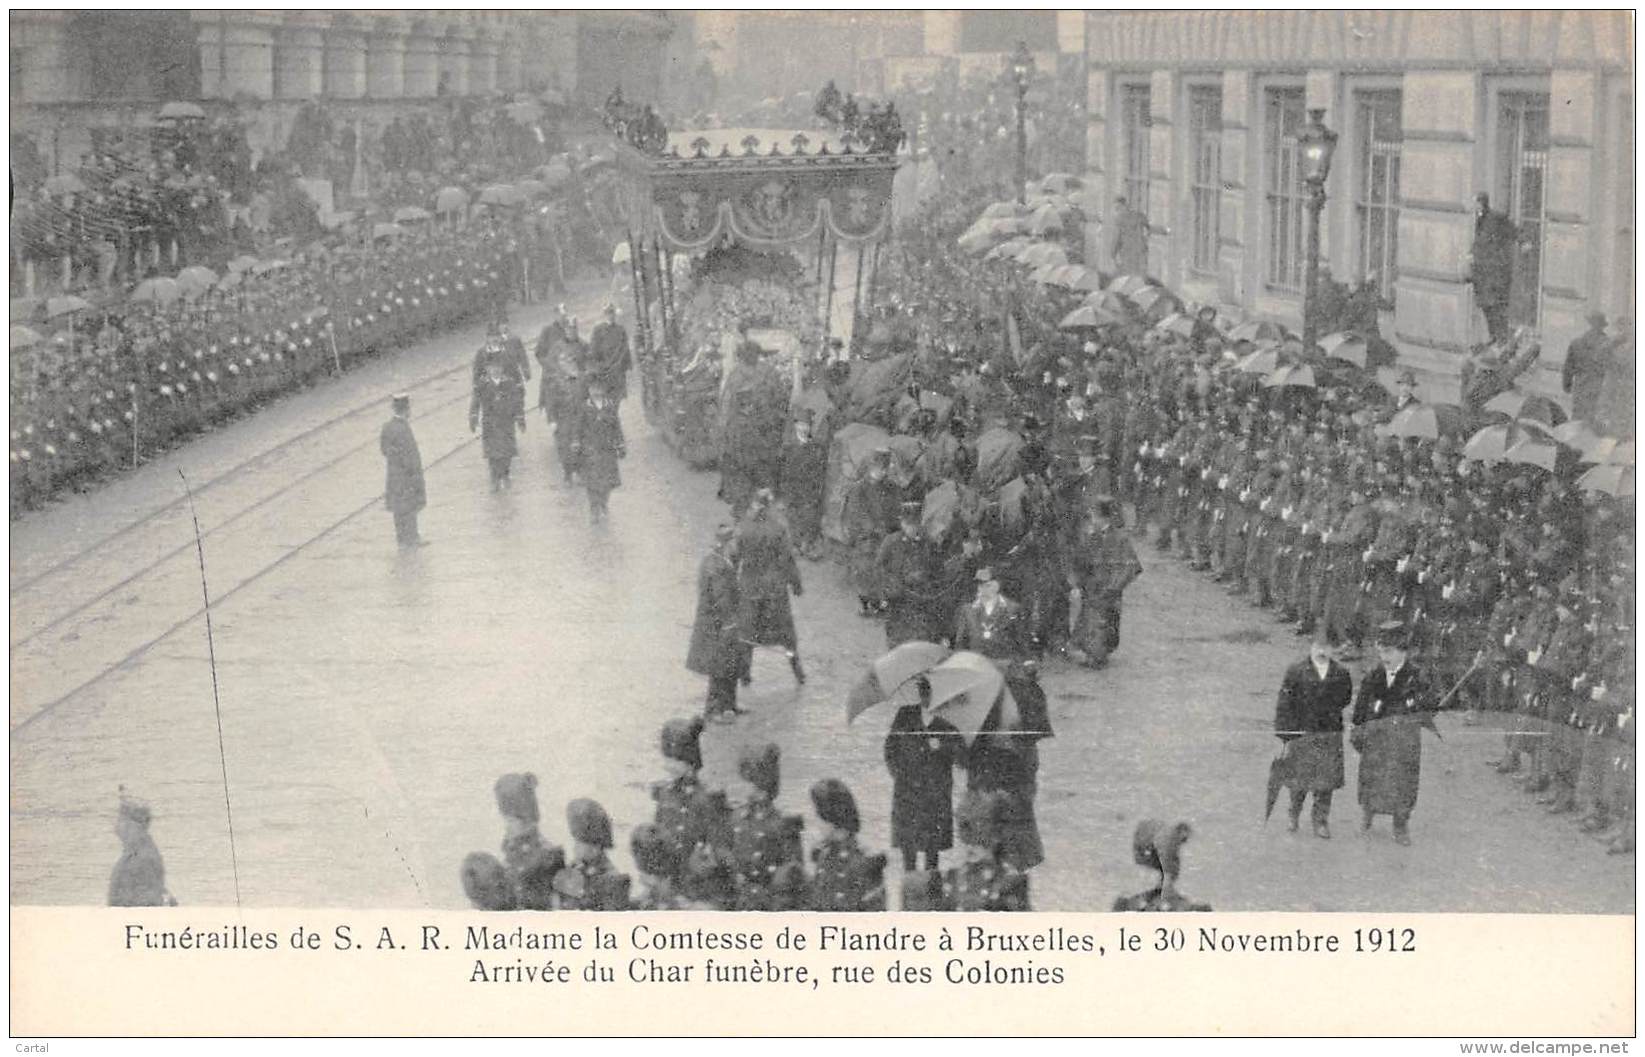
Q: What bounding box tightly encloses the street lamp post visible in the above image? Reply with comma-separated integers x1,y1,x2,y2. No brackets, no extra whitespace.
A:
1298,108,1340,350
1009,41,1034,205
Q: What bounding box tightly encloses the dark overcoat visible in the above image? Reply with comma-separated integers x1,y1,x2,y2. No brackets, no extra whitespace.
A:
1274,658,1353,792
571,396,625,492
1469,211,1518,306
884,704,964,853
379,415,425,514
686,550,742,678
736,512,801,648
471,374,523,462
1351,663,1433,816
777,436,828,540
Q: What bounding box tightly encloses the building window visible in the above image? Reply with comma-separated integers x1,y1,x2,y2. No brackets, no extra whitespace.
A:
1263,87,1307,293
1353,91,1402,306
1187,85,1222,275
1494,91,1549,329
1121,84,1151,210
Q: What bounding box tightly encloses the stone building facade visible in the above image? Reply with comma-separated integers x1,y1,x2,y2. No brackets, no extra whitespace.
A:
1082,10,1633,386
10,11,673,164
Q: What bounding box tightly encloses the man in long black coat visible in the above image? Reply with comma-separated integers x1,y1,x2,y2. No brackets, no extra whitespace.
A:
1351,623,1436,845
1274,633,1354,838
687,525,744,723
1468,193,1518,345
588,304,631,402
778,415,828,558
876,501,942,647
884,675,964,875
1561,311,1611,422
379,393,426,547
735,489,805,684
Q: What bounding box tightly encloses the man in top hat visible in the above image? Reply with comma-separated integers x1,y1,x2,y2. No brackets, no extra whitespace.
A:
939,790,1030,912
807,779,887,912
687,524,746,723
875,499,942,648
651,716,732,870
1350,621,1436,845
735,488,806,683
1112,819,1212,912
379,392,427,547
1273,630,1354,838
553,799,631,910
568,376,625,522
470,357,526,492
1562,311,1612,422
108,789,177,907
729,743,807,911
493,772,565,911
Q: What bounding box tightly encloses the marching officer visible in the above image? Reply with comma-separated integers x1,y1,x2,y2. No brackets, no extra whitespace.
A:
876,500,942,647
687,524,745,723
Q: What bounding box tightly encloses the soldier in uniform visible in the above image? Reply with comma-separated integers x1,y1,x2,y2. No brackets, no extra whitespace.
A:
650,717,732,871
628,824,686,910
729,743,807,911
470,358,526,492
379,393,426,547
938,790,1030,912
735,488,806,683
807,779,887,912
1112,819,1212,912
553,798,631,911
461,852,518,911
1350,621,1437,845
687,524,745,723
493,772,565,911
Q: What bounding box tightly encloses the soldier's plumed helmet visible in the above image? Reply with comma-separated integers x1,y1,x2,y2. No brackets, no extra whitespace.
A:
809,778,860,834
630,823,681,880
1132,818,1192,881
957,789,1010,849
461,852,517,911
567,798,614,849
660,716,705,770
493,773,539,825
738,742,782,800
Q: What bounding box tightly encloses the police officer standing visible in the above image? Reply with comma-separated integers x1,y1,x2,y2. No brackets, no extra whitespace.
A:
379,392,426,547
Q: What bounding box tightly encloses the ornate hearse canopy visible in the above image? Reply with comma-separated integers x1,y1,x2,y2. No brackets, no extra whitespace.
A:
614,127,902,254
